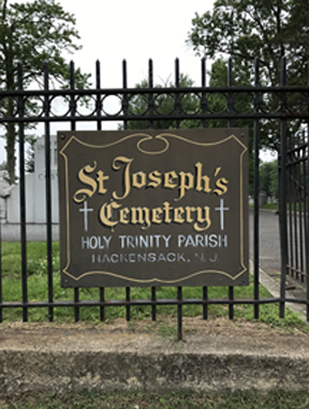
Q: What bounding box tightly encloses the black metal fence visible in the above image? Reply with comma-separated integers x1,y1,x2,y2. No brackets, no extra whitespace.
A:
282,128,309,312
0,57,308,339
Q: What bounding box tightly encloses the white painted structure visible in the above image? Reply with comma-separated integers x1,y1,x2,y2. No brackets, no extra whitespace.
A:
0,136,59,241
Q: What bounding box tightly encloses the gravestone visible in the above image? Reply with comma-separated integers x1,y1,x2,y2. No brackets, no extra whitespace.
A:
7,135,59,224
0,170,13,221
31,134,59,223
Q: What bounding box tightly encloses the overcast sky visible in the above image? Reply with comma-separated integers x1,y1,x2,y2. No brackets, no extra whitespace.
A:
59,0,215,87
1,0,217,164
1,0,275,164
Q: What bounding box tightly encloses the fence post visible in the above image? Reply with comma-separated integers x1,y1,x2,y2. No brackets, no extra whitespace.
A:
279,57,288,318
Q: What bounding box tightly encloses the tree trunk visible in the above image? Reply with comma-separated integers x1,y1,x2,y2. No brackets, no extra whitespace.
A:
5,122,16,185
5,23,17,185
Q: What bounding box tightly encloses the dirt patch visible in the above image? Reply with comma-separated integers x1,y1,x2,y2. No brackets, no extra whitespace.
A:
0,316,308,345
1,317,309,396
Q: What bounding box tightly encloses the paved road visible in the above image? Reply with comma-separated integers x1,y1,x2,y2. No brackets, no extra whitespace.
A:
249,209,281,275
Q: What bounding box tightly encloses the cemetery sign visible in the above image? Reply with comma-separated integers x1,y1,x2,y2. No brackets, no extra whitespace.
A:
58,129,248,287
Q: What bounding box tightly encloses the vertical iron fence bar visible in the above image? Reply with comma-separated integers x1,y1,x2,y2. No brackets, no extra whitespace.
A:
96,60,105,321
288,154,294,277
96,60,102,131
151,287,156,321
148,59,154,130
126,287,131,321
122,60,128,130
296,133,303,281
100,288,105,322
301,134,307,282
227,58,234,127
227,57,234,319
302,142,308,283
287,131,293,279
253,58,260,319
201,57,207,129
44,62,54,322
306,132,309,320
203,287,208,320
175,58,183,338
70,61,79,322
297,132,304,282
74,288,80,322
122,61,131,322
279,57,288,318
307,63,309,319
177,286,183,341
292,137,299,280
122,60,131,321
0,219,2,322
18,63,28,322
175,58,181,129
201,57,208,320
148,59,156,319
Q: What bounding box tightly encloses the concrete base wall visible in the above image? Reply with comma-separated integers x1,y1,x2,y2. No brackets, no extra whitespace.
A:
1,223,59,241
0,324,309,397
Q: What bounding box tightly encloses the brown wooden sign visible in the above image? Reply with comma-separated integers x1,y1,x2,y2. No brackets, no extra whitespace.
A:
58,129,248,287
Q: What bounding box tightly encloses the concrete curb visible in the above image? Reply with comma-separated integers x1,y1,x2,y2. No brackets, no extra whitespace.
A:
1,324,309,396
0,259,307,397
250,260,307,320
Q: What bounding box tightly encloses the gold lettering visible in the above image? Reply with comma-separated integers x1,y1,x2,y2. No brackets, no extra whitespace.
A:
162,201,172,223
164,171,178,189
185,206,196,223
97,200,213,232
174,206,185,224
148,170,162,188
73,162,97,203
132,171,146,189
214,178,229,196
177,171,194,201
152,207,163,223
112,156,133,200
119,207,130,224
194,206,211,231
195,162,211,193
97,170,109,194
131,207,151,230
99,200,122,228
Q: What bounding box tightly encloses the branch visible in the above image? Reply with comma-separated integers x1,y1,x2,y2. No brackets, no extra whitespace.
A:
2,0,7,21
246,6,278,83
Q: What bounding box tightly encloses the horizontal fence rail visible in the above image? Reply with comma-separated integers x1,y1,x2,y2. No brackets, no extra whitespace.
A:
0,86,309,123
0,57,308,339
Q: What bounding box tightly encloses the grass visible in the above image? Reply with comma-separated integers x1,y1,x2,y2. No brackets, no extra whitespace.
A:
0,241,308,334
1,243,309,408
249,202,279,210
250,201,308,212
2,390,309,409
260,202,279,210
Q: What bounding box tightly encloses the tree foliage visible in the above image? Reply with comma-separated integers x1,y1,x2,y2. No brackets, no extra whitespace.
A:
0,0,90,183
187,0,309,155
187,0,309,86
124,74,201,130
259,159,278,199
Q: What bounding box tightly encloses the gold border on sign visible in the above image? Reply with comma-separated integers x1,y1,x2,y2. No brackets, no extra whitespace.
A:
60,132,248,283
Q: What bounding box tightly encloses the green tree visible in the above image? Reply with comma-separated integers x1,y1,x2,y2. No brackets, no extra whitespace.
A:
187,0,309,151
206,58,255,192
259,159,278,199
187,0,309,86
125,74,201,130
0,0,90,184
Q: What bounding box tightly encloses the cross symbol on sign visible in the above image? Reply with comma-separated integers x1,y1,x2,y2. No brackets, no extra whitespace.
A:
79,201,93,232
215,198,230,231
